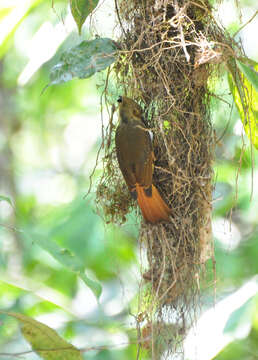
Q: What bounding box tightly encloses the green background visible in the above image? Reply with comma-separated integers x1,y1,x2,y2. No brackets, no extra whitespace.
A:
0,0,257,359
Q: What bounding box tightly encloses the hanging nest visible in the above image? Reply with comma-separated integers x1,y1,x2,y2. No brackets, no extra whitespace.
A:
95,0,240,358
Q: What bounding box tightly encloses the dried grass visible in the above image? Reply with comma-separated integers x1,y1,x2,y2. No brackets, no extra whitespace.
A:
95,0,240,358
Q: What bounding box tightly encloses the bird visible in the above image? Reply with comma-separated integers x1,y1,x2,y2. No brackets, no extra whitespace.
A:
115,96,171,223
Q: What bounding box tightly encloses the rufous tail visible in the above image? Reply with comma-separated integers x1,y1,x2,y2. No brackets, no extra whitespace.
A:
136,184,171,223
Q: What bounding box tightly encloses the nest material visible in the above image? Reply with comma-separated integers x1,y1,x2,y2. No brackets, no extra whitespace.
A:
95,0,237,358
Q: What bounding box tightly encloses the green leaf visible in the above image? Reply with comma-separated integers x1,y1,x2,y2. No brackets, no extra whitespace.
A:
0,311,83,360
31,233,102,299
224,297,254,334
70,0,100,35
49,38,117,86
236,60,258,92
228,57,258,149
0,195,12,206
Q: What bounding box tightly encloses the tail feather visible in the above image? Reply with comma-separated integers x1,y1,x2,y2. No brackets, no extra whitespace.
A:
136,184,171,223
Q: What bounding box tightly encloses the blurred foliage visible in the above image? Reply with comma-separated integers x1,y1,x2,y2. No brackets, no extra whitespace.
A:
70,0,100,35
215,295,258,360
228,58,258,149
0,0,257,359
1,311,83,360
49,38,117,86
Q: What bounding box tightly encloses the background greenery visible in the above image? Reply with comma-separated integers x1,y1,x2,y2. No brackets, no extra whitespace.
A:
0,0,257,359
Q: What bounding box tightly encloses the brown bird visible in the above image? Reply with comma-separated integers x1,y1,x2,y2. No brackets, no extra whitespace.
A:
115,96,171,223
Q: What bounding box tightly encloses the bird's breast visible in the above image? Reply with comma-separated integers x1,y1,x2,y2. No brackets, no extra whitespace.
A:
116,122,150,165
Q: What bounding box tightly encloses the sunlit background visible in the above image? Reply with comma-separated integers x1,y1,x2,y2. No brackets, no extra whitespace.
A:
0,0,257,359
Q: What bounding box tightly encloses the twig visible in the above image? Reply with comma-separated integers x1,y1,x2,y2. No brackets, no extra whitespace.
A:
173,1,190,62
0,338,152,358
84,66,112,199
233,10,258,37
114,0,127,37
215,100,234,144
51,0,65,27
107,104,116,149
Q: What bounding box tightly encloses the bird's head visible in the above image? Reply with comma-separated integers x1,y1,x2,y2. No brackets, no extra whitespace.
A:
117,96,143,123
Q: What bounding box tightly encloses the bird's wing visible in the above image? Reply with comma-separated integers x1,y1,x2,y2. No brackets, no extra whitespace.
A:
115,125,136,191
134,127,153,189
115,122,153,192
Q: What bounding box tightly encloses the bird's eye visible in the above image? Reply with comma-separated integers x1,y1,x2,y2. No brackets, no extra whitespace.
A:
117,96,122,103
